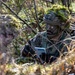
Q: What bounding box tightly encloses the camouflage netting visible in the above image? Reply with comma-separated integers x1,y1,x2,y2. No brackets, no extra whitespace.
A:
44,4,72,30
45,4,70,22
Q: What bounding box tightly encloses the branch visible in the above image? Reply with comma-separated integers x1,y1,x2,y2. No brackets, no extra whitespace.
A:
33,0,42,32
0,0,37,34
17,0,26,14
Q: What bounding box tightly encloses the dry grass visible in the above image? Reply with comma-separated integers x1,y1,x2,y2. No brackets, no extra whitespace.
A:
5,47,75,75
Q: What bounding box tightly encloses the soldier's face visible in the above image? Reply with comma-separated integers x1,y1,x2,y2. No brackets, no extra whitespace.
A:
46,24,60,38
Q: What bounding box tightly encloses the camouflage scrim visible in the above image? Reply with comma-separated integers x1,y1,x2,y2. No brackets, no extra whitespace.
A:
44,4,71,30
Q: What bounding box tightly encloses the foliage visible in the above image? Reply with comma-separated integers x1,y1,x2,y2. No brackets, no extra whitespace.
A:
0,0,75,75
0,13,22,75
9,15,22,29
72,3,75,12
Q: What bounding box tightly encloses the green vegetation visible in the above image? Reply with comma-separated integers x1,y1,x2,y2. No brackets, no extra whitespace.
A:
72,3,75,12
0,0,75,75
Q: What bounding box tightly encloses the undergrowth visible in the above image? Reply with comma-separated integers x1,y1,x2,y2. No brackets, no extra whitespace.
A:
5,47,75,75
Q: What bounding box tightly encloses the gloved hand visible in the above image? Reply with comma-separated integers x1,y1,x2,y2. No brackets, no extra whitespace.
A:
22,44,45,64
22,44,35,57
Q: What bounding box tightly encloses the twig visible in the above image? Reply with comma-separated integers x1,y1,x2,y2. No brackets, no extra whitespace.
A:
33,0,42,32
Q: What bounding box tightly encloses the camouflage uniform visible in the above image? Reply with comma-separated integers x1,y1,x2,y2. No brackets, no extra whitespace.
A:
22,30,74,63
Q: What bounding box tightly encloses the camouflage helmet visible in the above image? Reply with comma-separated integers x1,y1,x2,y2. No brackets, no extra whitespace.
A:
43,5,70,29
43,11,60,26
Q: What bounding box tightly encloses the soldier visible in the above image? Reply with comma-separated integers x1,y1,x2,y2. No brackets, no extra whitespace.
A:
22,5,75,64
